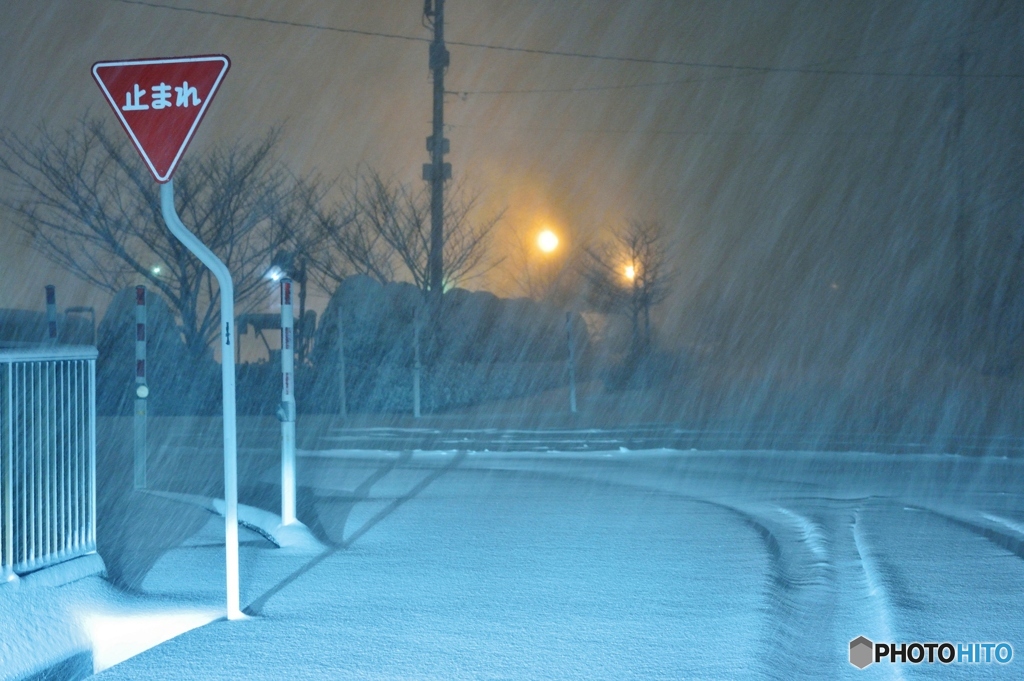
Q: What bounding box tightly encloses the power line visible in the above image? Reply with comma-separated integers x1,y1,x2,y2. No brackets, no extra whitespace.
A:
444,42,946,78
109,0,1024,81
447,122,903,139
447,26,998,97
447,77,704,98
111,0,430,44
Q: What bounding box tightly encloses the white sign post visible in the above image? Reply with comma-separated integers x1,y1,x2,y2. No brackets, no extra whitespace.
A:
161,182,241,619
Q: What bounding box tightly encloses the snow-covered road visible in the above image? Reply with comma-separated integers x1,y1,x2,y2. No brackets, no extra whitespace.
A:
85,449,1024,679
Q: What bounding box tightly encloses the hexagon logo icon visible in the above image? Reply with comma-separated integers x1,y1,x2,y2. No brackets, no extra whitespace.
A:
850,636,874,669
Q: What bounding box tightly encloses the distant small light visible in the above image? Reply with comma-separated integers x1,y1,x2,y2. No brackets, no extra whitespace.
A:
624,265,636,281
266,266,283,282
830,282,839,290
151,266,161,276
537,229,559,253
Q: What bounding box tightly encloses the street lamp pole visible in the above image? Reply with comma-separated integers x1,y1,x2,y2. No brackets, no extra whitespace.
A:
279,278,296,525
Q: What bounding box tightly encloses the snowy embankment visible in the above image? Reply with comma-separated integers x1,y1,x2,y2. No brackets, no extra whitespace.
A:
0,490,321,680
95,450,769,679
89,447,1024,679
5,447,1023,679
0,557,222,680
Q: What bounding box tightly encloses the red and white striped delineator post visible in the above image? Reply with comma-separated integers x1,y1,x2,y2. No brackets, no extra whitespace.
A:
279,278,297,526
160,180,242,620
44,286,57,343
134,286,148,490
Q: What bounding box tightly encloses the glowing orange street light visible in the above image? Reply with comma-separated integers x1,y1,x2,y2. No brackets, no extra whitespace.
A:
537,229,559,253
624,264,636,281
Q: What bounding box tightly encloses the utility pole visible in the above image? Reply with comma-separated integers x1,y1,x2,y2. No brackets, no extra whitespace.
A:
423,0,451,304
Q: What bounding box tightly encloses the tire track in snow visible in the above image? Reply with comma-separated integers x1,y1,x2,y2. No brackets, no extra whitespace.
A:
718,501,904,680
855,503,1024,679
776,506,828,563
458,458,905,678
539,465,894,677
636,497,830,679
983,513,1024,537
851,506,905,680
906,506,1024,562
607,487,901,678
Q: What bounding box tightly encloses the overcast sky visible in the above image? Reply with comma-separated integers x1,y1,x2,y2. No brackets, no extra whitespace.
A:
2,0,716,307
2,1,1021,364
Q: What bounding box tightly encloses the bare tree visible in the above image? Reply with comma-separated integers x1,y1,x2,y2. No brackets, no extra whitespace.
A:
263,176,333,363
431,181,505,293
584,219,673,353
0,118,299,357
304,169,503,297
301,172,394,292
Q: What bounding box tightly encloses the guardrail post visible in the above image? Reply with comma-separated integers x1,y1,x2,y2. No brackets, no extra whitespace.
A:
88,355,96,553
2,362,12,580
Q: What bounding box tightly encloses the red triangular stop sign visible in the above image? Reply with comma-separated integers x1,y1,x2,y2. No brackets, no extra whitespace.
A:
92,55,230,183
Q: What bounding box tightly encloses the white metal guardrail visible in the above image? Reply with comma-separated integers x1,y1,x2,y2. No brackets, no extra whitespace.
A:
1,346,97,579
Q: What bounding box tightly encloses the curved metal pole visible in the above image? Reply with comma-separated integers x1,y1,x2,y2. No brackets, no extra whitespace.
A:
160,180,242,621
